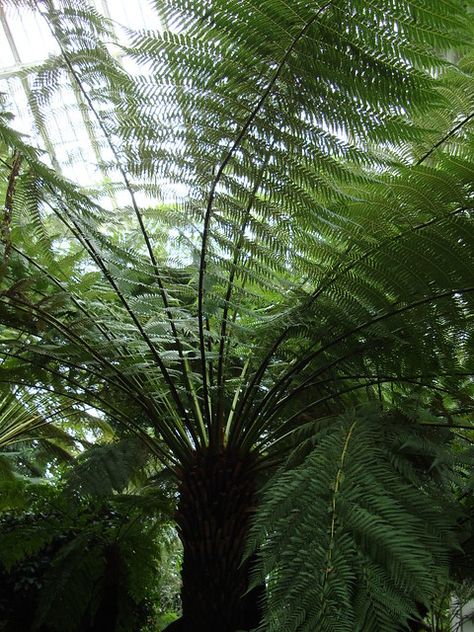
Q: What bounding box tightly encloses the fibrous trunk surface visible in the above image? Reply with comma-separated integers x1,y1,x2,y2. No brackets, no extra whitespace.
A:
171,448,263,632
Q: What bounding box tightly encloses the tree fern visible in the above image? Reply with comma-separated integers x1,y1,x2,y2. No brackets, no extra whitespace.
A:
0,0,473,629
63,436,151,499
0,482,173,632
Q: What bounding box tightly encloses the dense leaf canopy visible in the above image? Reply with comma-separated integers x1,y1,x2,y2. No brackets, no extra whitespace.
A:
0,0,473,630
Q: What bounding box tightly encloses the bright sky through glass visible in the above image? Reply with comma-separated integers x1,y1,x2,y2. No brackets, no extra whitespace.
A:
0,0,161,194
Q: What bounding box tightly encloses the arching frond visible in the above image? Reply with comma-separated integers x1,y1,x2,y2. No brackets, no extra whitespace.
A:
248,405,466,632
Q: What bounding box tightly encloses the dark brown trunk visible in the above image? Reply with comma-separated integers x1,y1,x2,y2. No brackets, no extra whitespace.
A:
402,602,429,631
169,448,264,632
88,543,121,632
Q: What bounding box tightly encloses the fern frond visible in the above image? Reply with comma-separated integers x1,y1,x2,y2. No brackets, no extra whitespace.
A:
248,405,460,632
63,436,149,499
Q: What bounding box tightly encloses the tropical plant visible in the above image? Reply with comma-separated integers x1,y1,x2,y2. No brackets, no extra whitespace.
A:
0,480,174,632
0,398,181,632
0,0,474,630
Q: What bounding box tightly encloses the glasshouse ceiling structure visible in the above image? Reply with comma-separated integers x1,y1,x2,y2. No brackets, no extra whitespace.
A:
0,0,160,190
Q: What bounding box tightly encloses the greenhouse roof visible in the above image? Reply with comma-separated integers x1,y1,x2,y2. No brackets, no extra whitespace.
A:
0,1,160,189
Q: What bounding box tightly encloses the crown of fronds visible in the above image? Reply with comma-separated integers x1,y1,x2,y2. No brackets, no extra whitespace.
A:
0,0,472,466
0,1,473,630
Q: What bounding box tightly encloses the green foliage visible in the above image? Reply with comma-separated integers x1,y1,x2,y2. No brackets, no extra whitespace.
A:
32,531,106,632
0,482,176,632
0,0,473,629
248,405,466,632
0,388,82,477
1,0,473,462
63,436,149,498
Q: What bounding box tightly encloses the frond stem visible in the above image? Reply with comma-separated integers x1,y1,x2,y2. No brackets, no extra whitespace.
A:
39,190,194,444
1,297,192,458
40,3,199,438
197,1,333,442
215,156,269,432
243,287,474,447
416,111,474,165
0,376,174,463
235,204,469,429
255,378,457,452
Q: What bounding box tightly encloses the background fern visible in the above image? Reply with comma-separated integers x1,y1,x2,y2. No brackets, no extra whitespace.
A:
0,472,178,631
